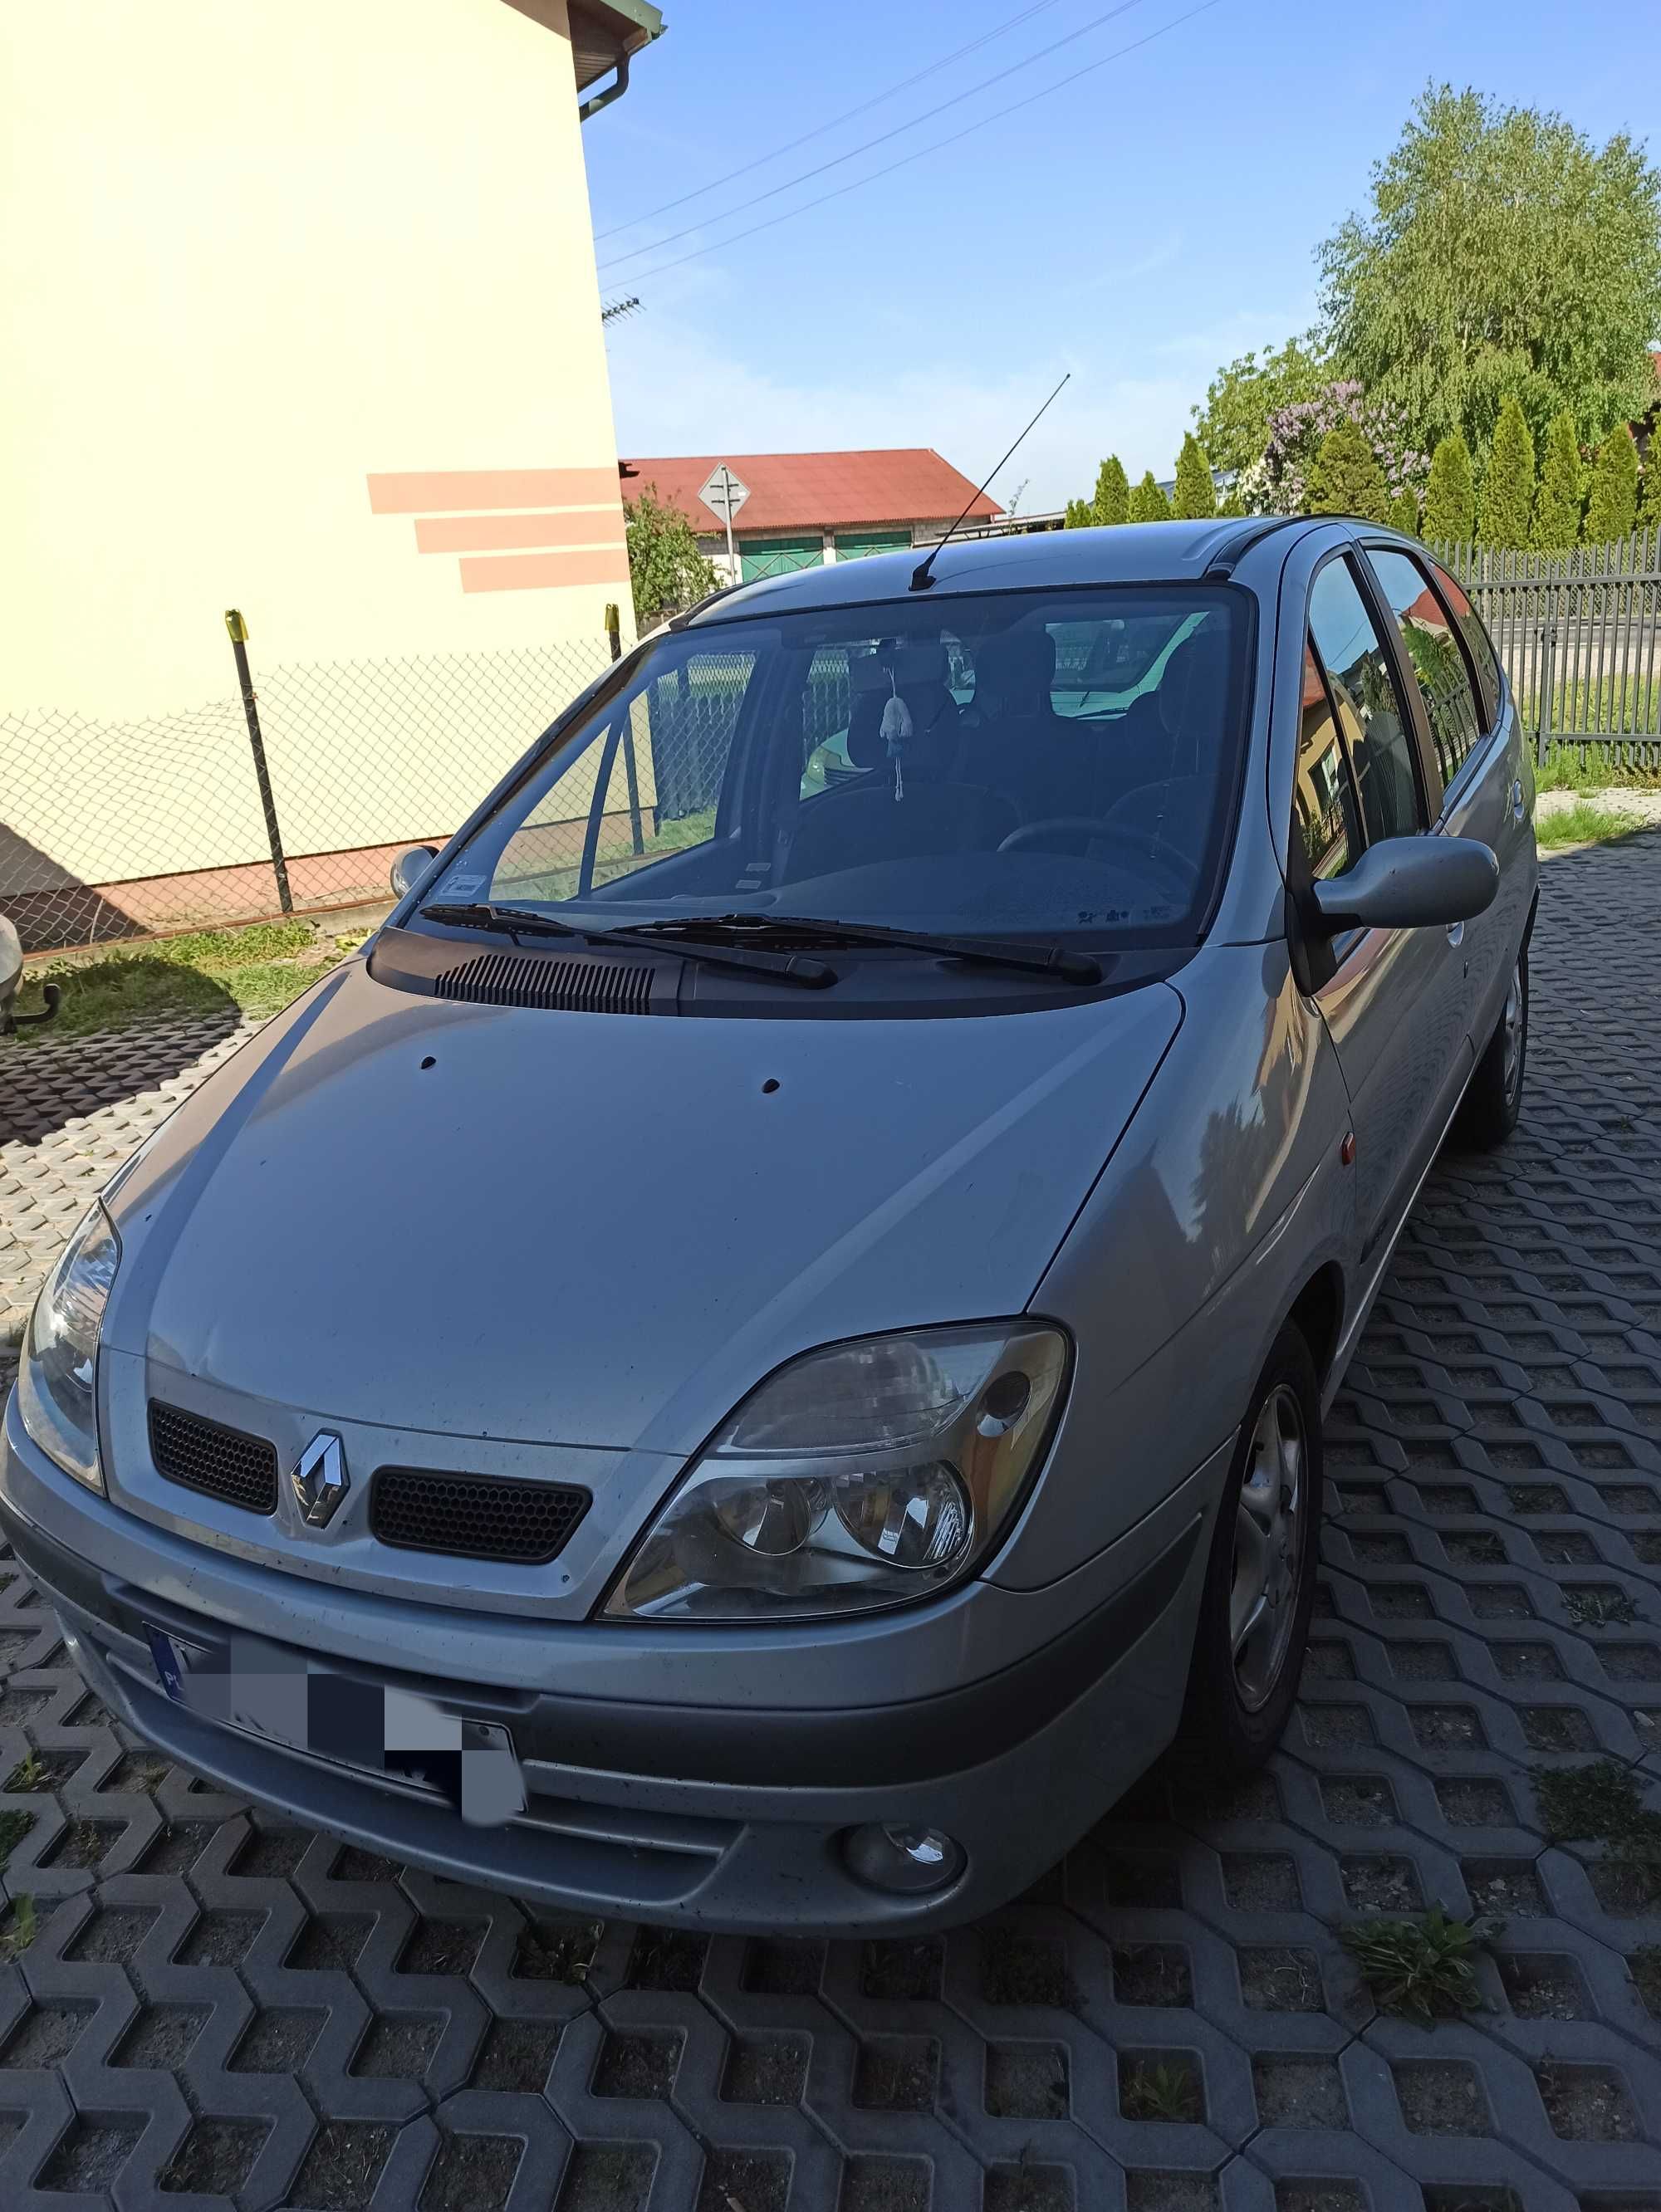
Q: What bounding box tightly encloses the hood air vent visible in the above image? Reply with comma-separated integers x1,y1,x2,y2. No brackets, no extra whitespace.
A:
434,952,654,1015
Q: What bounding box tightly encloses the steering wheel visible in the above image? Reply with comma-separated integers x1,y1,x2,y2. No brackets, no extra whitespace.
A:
997,816,1199,894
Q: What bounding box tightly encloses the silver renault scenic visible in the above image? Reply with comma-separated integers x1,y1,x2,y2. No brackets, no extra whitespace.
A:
2,518,1536,1932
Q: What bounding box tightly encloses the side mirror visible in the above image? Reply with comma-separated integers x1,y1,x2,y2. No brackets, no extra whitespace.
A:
1310,834,1497,936
390,845,439,901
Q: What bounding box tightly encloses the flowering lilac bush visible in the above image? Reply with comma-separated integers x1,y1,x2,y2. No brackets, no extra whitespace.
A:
1242,379,1431,516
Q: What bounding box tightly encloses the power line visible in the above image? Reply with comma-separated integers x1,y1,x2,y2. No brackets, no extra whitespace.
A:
598,0,1150,275
613,0,1228,291
595,0,1072,243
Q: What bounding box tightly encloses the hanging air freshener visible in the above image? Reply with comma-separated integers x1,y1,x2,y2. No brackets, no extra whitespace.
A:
880,673,913,801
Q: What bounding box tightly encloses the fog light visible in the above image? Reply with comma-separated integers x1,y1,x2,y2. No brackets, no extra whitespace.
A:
841,1821,966,1895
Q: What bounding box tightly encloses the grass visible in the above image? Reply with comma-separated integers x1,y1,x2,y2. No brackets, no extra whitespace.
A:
0,1808,35,1870
1531,1759,1661,1891
5,1752,48,1793
0,1896,38,1960
1532,737,1661,792
1562,1588,1641,1627
1120,2059,1203,2122
1535,800,1644,850
1340,1908,1493,2022
6,919,368,1040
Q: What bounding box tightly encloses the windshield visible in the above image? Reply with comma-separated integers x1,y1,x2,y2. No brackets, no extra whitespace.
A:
423,585,1251,947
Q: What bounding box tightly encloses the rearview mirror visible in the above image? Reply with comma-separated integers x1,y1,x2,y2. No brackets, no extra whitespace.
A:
1310,835,1497,936
390,845,439,900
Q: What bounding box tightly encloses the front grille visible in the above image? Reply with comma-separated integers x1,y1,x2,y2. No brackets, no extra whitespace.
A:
434,952,654,1015
370,1467,590,1564
149,1400,278,1515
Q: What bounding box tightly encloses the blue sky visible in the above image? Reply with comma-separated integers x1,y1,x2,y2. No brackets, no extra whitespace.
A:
585,0,1661,515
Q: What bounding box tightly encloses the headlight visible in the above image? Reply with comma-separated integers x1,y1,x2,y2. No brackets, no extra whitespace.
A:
603,1322,1068,1622
17,1202,120,1492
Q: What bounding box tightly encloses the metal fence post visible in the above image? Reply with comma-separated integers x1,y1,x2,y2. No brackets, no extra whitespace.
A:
605,601,644,856
224,609,293,915
1535,619,1556,769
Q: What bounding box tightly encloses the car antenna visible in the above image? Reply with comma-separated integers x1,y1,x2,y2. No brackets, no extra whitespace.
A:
909,371,1071,592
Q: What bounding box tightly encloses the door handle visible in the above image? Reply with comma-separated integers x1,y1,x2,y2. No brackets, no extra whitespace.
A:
1511,777,1526,822
1446,920,1465,947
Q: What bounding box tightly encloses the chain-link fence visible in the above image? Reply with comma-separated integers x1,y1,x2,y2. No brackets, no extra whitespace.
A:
1,630,616,954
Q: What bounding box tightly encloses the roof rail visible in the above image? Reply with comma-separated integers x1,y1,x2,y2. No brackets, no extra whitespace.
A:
1201,514,1313,580
666,578,752,629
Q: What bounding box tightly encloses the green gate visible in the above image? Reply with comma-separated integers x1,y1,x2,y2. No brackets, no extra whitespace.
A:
740,536,824,582
835,531,913,562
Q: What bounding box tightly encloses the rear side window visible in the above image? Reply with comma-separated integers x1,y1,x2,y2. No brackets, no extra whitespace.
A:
1427,559,1502,729
1307,558,1424,844
1294,645,1360,880
1369,549,1485,791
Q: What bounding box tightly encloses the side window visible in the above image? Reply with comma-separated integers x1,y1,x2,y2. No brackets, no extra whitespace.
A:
1307,557,1424,844
1428,560,1501,730
1293,644,1361,879
1369,549,1485,791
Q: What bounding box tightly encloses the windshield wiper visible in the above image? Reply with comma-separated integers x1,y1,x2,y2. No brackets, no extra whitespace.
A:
617,913,1103,986
418,902,836,990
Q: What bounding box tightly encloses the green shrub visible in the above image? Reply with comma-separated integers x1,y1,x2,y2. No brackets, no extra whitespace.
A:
1423,433,1476,541
1477,396,1536,548
1306,418,1390,522
1172,433,1216,520
1532,409,1584,547
1129,471,1172,521
1585,423,1639,544
1093,455,1129,526
1063,497,1094,529
1388,485,1420,535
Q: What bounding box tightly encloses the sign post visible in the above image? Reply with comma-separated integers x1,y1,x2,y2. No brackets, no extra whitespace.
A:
698,463,750,578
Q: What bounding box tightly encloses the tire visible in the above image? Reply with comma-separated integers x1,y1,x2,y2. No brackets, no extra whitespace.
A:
1457,947,1527,1151
1177,1321,1323,1777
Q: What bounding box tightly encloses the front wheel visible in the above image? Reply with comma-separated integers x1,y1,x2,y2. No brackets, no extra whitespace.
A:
1177,1322,1322,1776
1456,949,1527,1151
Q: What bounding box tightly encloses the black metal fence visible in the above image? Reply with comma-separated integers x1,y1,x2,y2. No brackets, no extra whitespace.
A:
1431,529,1661,766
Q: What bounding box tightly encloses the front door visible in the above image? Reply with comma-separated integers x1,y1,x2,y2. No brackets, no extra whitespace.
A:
1296,555,1474,1260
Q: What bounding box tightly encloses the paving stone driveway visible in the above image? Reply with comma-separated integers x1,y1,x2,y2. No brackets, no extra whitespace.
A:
1,835,1659,2212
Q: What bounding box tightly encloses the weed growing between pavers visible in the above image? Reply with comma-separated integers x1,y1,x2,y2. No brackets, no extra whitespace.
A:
0,1896,37,1959
1340,1908,1494,2022
1120,2054,1204,2121
0,1808,34,1868
1562,1588,1642,1627
1531,1759,1661,1893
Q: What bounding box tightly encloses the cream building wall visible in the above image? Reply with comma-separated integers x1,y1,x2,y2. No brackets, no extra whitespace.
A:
1,0,634,900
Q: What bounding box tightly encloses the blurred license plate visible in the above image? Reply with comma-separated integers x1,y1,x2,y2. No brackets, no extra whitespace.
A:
145,1626,523,1826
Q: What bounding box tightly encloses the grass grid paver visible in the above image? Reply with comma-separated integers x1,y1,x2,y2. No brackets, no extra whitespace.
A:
0,832,1659,2206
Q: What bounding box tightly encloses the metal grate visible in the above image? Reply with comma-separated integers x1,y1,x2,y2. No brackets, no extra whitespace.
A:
370,1467,591,1564
434,952,655,1015
149,1400,278,1515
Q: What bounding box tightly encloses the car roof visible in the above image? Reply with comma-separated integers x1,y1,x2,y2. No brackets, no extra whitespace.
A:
680,516,1328,626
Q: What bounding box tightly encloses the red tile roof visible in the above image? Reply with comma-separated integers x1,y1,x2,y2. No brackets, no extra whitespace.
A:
617,448,1000,536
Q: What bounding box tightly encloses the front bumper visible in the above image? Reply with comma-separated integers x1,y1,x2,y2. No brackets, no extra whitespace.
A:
1,1390,1222,1933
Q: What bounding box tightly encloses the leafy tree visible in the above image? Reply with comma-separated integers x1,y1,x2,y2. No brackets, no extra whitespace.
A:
1477,396,1535,548
1584,423,1640,544
1093,455,1129,526
1306,418,1391,521
1191,338,1329,477
1644,441,1661,531
1173,433,1217,520
625,486,718,625
1063,497,1095,529
1423,433,1476,542
1129,471,1172,521
1388,485,1420,536
1532,409,1584,547
1318,84,1661,453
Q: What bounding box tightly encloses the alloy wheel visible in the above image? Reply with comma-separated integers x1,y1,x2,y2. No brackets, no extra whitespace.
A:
1230,1383,1308,1712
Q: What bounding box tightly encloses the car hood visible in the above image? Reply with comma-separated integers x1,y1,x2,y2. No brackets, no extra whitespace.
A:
104,959,1182,1452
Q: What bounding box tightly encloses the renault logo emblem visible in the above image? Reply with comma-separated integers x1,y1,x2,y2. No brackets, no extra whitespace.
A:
292,1432,349,1528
